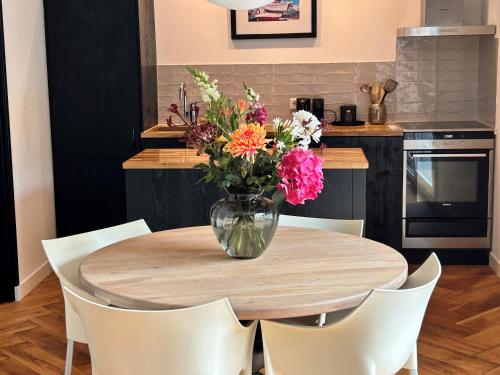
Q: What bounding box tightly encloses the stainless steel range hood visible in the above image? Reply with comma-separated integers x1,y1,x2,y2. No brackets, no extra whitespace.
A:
397,24,496,37
397,0,496,37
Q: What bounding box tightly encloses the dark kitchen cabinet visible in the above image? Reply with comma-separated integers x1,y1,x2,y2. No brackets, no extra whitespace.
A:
0,1,19,302
325,136,403,250
126,168,366,232
53,159,127,236
44,0,157,236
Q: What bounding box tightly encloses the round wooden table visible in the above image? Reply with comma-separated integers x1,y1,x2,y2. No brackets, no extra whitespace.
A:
80,226,408,320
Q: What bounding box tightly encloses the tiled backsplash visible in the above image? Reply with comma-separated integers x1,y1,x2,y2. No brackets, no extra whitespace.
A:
396,36,496,125
478,37,498,127
157,63,395,123
158,36,496,126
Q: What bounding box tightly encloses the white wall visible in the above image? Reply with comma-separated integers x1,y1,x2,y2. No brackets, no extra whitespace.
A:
155,0,421,65
489,0,500,276
2,0,56,298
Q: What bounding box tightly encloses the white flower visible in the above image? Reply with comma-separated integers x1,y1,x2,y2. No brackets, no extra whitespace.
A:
290,110,322,146
245,86,261,102
191,70,220,103
276,140,286,150
311,128,322,143
298,138,311,149
273,118,282,131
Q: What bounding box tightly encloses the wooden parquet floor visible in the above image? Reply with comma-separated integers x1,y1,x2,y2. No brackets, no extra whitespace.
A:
0,267,499,374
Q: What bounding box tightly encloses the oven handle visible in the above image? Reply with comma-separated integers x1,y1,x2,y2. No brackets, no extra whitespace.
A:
412,153,487,158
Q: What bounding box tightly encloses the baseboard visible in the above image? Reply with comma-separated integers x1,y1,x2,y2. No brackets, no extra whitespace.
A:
490,253,500,277
14,261,52,301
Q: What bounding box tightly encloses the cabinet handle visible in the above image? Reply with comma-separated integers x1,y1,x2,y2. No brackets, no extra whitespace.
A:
412,153,487,158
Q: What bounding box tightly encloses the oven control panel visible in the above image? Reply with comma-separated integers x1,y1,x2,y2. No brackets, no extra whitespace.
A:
404,131,495,141
404,131,495,151
404,139,494,150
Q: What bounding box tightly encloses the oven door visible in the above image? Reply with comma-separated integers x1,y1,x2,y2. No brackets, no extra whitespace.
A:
404,150,491,219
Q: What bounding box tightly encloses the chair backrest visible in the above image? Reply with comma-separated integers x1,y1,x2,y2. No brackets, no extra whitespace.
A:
262,253,441,375
279,215,364,237
64,287,257,375
42,219,151,287
42,220,152,343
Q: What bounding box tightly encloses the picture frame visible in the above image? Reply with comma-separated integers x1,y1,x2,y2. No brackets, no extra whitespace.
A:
231,0,317,40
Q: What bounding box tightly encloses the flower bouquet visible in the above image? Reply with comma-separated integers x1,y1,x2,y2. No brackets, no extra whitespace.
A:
168,67,325,259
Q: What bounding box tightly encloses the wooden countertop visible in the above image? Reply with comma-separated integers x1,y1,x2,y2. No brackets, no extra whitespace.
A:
123,148,369,170
141,123,403,139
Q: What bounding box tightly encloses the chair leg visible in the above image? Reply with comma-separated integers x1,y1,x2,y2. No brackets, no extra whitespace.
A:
318,313,326,327
404,343,418,374
65,339,74,375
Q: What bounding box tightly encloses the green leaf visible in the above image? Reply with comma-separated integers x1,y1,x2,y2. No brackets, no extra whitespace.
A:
241,165,248,178
272,189,285,205
194,163,209,170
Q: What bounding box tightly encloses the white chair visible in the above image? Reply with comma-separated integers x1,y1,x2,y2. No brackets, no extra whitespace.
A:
279,214,364,326
63,287,258,375
279,214,364,237
261,253,442,375
42,220,152,375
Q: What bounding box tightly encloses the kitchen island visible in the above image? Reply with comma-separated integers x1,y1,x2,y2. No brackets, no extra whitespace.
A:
124,148,368,232
139,124,404,250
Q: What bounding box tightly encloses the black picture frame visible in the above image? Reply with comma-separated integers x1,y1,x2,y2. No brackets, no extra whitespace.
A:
0,2,19,302
231,0,317,40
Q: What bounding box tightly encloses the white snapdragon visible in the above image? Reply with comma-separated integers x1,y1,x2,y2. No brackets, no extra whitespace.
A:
245,85,260,102
192,72,220,103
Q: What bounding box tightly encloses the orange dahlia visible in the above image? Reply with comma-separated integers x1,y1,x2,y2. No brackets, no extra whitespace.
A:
226,123,269,160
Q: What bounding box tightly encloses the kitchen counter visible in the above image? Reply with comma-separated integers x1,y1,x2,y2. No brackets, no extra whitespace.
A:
123,148,369,170
141,123,403,139
125,148,368,232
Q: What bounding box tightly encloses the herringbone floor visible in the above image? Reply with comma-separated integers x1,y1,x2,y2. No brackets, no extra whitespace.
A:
0,266,499,374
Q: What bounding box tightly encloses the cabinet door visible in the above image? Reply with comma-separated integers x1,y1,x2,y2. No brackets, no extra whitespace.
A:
0,1,18,302
53,158,127,237
126,169,225,231
325,137,403,250
44,0,141,159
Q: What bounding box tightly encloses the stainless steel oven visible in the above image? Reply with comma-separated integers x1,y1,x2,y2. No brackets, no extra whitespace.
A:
402,128,495,249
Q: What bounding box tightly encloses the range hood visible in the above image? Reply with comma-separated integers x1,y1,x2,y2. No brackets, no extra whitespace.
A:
398,0,496,37
397,25,496,37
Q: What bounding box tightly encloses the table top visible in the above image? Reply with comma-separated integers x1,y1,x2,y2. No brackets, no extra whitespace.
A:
123,148,369,170
80,226,408,320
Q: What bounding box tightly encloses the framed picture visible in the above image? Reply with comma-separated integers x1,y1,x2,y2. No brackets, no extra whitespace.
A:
231,0,317,40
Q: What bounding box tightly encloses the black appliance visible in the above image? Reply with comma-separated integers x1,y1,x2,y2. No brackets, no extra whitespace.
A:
399,121,494,250
312,98,324,120
340,104,357,124
296,97,311,111
44,0,157,236
331,104,365,126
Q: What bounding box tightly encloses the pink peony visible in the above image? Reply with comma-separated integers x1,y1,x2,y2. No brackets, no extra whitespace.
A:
277,148,324,206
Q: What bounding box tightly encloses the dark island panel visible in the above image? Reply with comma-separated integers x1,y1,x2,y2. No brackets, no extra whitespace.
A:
126,169,366,232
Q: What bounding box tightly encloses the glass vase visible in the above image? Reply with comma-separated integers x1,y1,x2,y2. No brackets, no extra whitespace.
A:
210,192,279,259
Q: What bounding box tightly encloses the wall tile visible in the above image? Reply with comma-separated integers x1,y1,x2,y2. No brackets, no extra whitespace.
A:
394,35,493,123
477,37,498,127
233,64,273,74
156,42,495,126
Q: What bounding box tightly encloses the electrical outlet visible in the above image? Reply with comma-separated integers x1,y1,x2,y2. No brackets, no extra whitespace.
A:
289,98,297,111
